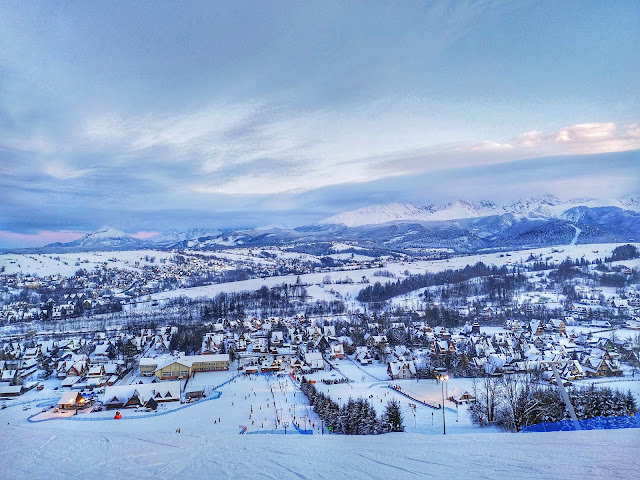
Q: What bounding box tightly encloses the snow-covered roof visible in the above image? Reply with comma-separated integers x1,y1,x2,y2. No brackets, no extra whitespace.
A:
58,391,82,406
103,381,180,404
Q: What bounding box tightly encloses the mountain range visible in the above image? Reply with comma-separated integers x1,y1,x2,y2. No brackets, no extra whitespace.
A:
22,194,640,255
319,194,640,227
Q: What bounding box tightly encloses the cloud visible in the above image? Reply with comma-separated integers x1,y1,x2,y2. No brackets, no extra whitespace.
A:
473,121,640,159
0,230,84,248
1,2,638,242
471,140,514,152
513,130,543,146
554,122,616,143
43,162,95,180
626,123,640,138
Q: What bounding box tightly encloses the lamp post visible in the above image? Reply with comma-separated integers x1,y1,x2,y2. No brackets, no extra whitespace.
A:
439,374,449,435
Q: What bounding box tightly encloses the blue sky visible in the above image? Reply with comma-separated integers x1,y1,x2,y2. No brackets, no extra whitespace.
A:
1,1,639,247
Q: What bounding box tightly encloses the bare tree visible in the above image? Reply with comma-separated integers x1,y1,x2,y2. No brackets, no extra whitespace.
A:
497,373,540,432
470,375,501,425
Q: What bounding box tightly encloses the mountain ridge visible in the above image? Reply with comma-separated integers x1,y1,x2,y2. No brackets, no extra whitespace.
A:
16,194,638,254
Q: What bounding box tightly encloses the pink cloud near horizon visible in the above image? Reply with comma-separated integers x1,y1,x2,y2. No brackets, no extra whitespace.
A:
0,230,85,248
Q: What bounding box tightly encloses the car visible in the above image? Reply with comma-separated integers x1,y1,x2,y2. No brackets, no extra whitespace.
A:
53,387,59,390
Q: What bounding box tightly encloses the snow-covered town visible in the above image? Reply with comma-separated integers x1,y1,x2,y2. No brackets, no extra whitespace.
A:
2,243,640,438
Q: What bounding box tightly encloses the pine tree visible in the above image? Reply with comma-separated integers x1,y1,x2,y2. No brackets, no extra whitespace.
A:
384,400,404,432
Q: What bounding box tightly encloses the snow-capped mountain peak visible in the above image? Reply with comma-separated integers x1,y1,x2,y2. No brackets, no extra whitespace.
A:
425,200,482,221
319,200,497,226
85,226,130,240
319,203,433,227
49,226,141,249
146,228,221,246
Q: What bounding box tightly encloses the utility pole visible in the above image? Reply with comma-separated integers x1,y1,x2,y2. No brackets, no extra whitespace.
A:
547,361,581,429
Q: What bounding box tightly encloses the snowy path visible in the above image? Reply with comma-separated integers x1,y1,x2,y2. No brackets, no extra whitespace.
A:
345,357,384,382
569,224,581,245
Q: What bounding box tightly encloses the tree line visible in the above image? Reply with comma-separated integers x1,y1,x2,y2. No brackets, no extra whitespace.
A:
356,262,516,303
470,374,637,432
300,377,403,434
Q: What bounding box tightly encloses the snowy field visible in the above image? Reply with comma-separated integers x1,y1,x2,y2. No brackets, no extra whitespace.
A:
140,242,639,304
0,250,177,277
3,242,637,298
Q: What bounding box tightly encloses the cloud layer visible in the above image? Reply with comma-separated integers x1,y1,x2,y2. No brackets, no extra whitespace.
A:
1,1,639,247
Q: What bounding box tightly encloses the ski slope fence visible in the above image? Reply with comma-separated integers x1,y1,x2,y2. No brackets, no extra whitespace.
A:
521,414,640,433
292,420,313,435
387,385,457,413
247,428,308,435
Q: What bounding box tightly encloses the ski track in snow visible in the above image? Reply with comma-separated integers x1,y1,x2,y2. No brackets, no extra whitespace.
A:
2,425,640,479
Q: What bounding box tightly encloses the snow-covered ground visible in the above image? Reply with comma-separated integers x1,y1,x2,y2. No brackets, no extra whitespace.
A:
0,250,176,277
12,359,640,436
1,418,638,479
138,242,639,304
3,242,637,289
2,359,640,478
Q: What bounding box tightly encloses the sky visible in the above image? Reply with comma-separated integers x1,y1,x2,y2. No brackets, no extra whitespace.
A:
0,1,639,248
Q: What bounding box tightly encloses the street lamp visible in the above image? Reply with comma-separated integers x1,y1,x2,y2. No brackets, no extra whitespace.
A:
438,373,449,435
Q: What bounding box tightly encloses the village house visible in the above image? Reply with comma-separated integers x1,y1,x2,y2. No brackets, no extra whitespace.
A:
448,385,476,404
154,354,230,380
581,349,623,377
57,391,87,410
366,335,388,349
304,352,324,371
104,381,180,410
355,347,372,365
329,343,345,360
387,360,416,379
529,320,544,336
93,343,113,363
